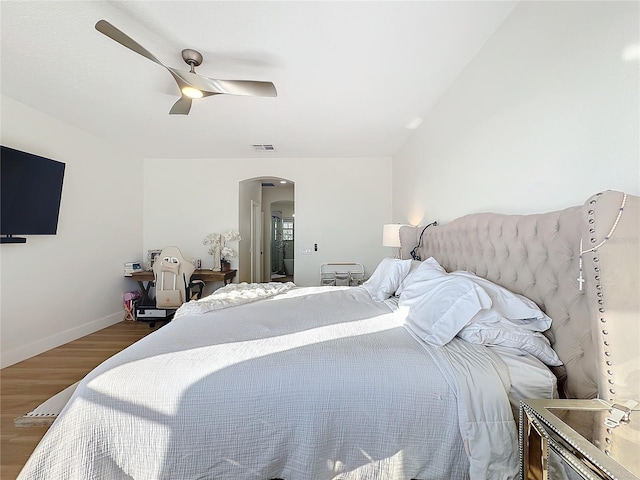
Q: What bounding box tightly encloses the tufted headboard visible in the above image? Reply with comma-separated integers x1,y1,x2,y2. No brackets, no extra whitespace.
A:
399,191,639,402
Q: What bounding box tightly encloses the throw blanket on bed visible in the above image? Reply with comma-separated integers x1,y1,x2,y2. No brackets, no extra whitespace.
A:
175,281,296,318
413,333,518,478
18,286,517,480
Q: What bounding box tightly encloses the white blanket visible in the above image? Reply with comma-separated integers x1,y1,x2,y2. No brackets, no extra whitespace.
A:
413,333,518,479
175,281,296,318
19,286,518,480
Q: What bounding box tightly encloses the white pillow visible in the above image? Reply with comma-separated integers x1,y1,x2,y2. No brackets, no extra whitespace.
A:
457,320,562,366
362,257,412,301
395,259,423,296
488,345,558,421
399,259,492,346
398,257,445,293
451,271,552,331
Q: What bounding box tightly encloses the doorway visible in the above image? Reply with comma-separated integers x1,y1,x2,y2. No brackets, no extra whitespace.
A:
270,201,294,282
238,177,294,284
250,200,262,283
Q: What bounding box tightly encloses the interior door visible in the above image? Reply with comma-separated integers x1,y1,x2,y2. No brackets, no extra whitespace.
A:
250,200,263,283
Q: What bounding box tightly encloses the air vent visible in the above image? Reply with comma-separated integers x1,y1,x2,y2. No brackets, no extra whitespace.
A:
252,144,277,152
261,182,275,187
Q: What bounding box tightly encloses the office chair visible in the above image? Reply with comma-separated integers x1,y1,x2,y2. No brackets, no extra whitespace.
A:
151,246,204,326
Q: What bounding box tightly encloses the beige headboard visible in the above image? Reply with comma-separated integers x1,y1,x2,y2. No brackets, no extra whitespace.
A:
399,191,639,401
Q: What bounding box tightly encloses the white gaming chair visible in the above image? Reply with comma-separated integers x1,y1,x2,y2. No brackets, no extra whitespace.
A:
153,246,204,311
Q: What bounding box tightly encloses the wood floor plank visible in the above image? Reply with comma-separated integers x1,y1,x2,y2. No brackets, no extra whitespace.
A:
0,320,166,479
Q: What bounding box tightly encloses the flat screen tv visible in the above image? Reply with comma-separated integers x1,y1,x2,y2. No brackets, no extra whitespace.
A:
1,145,66,243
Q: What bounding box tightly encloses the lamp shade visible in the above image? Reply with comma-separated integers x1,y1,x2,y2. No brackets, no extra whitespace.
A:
382,224,402,248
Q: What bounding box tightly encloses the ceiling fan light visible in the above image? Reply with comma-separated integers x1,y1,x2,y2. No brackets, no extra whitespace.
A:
182,86,203,99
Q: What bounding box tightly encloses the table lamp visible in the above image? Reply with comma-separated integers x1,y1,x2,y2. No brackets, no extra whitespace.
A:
383,224,403,258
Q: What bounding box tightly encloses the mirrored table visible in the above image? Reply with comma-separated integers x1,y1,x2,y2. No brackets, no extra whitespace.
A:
520,399,639,480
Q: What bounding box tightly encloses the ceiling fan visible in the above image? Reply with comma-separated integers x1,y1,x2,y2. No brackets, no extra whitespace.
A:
95,20,277,115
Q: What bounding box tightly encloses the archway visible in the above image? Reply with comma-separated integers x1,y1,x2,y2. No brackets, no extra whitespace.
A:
238,177,295,283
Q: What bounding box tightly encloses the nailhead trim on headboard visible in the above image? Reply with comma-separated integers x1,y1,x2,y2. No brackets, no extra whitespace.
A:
587,196,616,402
592,204,616,403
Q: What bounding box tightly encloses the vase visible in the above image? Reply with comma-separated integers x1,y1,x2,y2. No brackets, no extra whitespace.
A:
221,260,231,272
211,251,221,271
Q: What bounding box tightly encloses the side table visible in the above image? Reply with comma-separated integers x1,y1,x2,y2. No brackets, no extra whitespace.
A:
520,398,639,479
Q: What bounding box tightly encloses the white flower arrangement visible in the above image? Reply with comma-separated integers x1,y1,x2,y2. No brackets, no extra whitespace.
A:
221,230,242,260
203,233,222,256
224,230,242,243
220,246,236,259
203,230,242,269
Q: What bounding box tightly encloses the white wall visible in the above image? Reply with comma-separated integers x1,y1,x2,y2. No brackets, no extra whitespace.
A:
0,96,143,367
143,157,392,287
393,1,640,226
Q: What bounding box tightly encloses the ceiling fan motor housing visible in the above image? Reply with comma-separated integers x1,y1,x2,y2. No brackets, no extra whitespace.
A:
182,49,203,68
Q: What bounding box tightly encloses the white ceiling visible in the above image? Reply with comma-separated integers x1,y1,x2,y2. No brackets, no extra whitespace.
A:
1,1,518,159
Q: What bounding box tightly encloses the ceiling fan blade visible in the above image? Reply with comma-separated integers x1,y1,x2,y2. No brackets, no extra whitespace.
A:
207,78,278,97
169,68,277,97
95,20,165,67
169,96,192,115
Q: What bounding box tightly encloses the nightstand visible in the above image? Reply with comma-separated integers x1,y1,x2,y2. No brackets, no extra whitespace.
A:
520,399,639,480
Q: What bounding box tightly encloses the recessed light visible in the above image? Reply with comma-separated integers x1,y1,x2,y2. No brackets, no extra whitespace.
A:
622,43,640,62
280,180,287,184
405,117,423,130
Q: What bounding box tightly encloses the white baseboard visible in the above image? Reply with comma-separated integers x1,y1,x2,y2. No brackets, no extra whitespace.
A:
1,312,123,368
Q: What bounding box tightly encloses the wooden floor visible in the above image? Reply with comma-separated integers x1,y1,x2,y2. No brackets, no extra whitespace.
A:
0,319,167,479
271,275,294,283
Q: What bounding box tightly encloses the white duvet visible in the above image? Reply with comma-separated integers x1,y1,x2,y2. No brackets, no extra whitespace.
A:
19,286,519,480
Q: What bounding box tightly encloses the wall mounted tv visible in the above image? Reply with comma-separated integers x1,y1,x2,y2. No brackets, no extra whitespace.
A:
1,145,66,244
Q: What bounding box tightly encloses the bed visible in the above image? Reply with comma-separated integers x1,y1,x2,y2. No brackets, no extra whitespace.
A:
18,190,639,480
